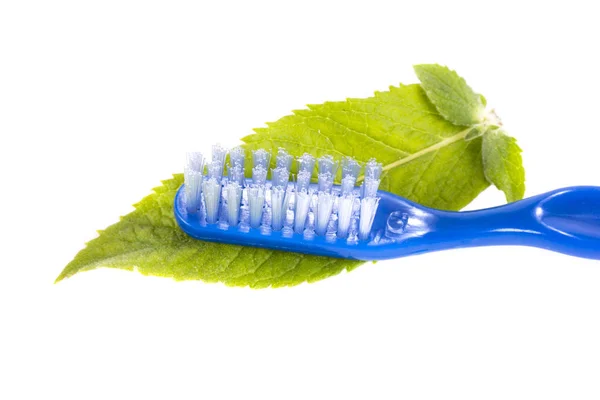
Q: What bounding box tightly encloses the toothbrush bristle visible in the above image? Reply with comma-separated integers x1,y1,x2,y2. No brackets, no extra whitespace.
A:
182,147,382,243
340,156,360,196
227,164,244,186
271,167,290,189
315,191,335,236
317,154,338,175
207,161,224,180
184,152,205,213
340,174,356,196
297,153,316,174
317,172,334,193
248,186,266,229
341,156,361,180
252,165,268,186
336,197,355,238
294,190,311,234
229,146,245,168
225,181,242,226
359,197,380,240
296,170,311,193
211,144,228,172
270,186,286,231
276,148,293,170
202,177,221,224
365,158,383,180
252,149,271,170
186,152,205,172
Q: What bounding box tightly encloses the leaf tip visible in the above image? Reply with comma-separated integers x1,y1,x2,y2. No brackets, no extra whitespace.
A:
412,63,427,73
412,63,442,78
54,270,68,284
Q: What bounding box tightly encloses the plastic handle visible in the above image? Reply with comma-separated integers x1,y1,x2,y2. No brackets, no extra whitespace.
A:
394,186,600,260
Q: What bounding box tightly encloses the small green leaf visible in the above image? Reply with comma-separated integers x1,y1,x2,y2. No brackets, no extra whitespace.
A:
482,130,526,202
414,64,485,126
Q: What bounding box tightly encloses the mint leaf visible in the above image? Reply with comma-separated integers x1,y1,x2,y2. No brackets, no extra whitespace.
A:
482,130,526,202
59,66,523,287
56,174,363,287
414,64,485,126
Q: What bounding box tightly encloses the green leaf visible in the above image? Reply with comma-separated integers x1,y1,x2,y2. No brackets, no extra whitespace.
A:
482,130,526,202
414,64,485,126
56,174,363,287
59,70,516,287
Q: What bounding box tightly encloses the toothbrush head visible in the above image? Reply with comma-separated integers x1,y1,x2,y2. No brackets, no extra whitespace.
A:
176,145,395,260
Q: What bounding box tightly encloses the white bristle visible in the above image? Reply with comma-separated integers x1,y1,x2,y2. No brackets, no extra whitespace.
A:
186,152,205,172
317,172,334,193
294,190,311,234
337,194,355,238
282,187,293,221
317,154,338,175
297,153,316,174
202,178,222,224
341,156,361,180
362,177,381,198
341,174,356,196
276,148,293,170
184,168,204,213
315,191,335,236
271,167,290,188
359,197,380,240
184,152,205,213
212,144,228,168
248,186,265,229
252,165,268,186
271,186,286,231
252,149,271,169
218,189,229,229
340,157,360,196
296,170,311,193
228,164,244,186
207,161,224,180
364,158,382,180
226,182,242,226
230,146,245,168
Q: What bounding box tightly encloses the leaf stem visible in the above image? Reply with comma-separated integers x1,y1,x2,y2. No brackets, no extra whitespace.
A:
356,126,474,183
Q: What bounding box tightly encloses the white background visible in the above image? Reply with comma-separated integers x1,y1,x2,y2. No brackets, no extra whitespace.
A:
1,1,600,399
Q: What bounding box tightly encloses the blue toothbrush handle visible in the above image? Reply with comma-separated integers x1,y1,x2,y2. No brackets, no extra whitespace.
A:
392,186,600,260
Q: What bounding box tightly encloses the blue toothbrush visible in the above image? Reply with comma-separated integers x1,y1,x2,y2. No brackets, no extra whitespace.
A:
175,145,600,261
